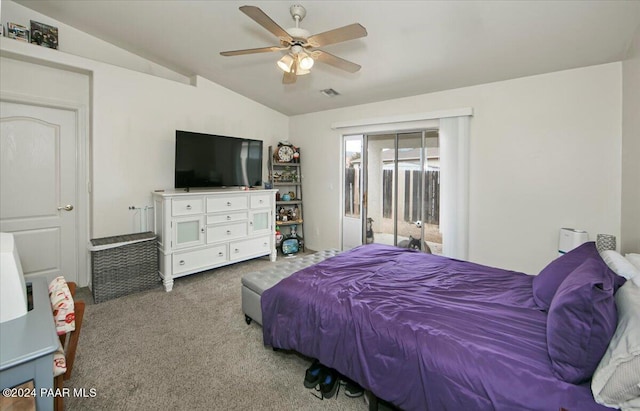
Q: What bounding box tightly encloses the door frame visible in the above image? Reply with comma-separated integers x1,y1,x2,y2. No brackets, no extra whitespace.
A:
1,91,91,287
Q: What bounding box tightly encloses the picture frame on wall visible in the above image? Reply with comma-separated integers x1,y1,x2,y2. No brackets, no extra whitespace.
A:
30,20,58,49
7,23,29,42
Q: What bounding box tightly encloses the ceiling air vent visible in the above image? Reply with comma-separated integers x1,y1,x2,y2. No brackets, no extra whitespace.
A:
320,88,340,97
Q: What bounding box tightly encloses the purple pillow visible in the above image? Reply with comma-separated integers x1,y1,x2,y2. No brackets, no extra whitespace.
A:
546,257,617,383
533,242,599,310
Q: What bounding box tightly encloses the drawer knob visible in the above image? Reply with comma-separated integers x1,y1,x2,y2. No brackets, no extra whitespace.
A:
218,252,223,257
201,228,205,233
226,230,231,235
234,248,239,253
226,215,231,220
186,205,191,210
226,202,232,206
259,199,264,204
179,260,185,265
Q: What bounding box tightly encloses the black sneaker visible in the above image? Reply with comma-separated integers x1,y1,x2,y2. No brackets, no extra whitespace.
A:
343,378,364,398
304,360,326,389
340,376,364,398
319,369,339,398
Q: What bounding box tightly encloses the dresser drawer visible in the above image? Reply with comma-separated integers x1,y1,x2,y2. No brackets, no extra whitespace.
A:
172,197,204,216
250,192,272,209
173,245,227,275
206,211,248,225
206,222,248,243
206,194,248,213
229,235,272,261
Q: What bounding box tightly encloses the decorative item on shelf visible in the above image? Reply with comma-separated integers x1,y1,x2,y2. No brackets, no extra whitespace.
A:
288,191,296,200
275,142,295,163
293,147,300,163
281,193,291,201
596,234,616,253
275,226,283,247
7,23,29,42
275,191,281,201
281,224,300,256
30,20,58,49
281,237,300,256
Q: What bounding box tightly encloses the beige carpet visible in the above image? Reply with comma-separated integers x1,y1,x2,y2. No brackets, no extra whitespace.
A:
67,254,372,410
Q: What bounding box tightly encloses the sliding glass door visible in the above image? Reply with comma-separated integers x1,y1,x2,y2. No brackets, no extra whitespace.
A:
344,130,440,253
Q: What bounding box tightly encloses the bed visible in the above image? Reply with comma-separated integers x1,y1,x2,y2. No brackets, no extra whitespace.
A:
261,242,636,411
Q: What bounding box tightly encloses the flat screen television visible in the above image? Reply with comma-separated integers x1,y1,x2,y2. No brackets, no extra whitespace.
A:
175,130,263,189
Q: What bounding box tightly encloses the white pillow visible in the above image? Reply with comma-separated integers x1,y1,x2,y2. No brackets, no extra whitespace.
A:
626,253,640,271
600,250,640,280
591,281,640,409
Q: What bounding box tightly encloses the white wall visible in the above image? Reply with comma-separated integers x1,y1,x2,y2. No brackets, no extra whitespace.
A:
0,39,288,240
621,25,640,254
291,64,622,274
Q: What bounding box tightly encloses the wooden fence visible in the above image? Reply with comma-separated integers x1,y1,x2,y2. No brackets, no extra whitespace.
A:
383,169,439,224
344,167,440,225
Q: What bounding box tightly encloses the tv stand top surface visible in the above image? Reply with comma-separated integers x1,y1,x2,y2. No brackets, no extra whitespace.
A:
153,187,277,196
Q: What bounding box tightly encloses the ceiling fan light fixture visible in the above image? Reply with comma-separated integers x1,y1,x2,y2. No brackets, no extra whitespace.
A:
277,54,295,73
299,53,314,70
221,5,368,84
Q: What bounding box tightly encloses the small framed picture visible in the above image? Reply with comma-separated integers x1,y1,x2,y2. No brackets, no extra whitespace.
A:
7,23,29,42
30,20,58,49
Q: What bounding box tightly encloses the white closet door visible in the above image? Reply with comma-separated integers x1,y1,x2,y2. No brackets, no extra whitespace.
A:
1,101,78,284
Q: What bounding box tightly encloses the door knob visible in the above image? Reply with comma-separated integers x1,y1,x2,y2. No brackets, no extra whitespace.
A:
57,204,74,211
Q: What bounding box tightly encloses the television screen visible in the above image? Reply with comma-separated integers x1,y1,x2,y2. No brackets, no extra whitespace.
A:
175,131,263,189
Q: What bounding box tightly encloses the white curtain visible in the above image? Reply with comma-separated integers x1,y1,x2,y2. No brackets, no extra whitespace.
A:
439,116,470,259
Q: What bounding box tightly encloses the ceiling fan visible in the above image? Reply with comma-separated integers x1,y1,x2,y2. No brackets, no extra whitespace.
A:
220,5,367,84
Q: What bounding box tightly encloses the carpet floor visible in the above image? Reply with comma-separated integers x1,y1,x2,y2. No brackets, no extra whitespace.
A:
67,254,371,410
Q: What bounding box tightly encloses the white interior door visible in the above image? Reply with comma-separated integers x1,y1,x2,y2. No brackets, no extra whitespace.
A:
0,101,78,284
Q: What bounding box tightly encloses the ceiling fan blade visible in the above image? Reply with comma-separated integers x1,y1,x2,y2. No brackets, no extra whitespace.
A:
239,5,293,42
307,23,367,48
283,60,298,84
283,70,297,84
220,46,287,56
313,50,362,73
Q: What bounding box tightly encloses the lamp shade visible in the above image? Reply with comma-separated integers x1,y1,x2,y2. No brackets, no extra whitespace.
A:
299,54,314,70
0,232,28,323
277,54,295,73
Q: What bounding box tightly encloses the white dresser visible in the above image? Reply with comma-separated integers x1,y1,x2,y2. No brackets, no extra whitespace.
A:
152,189,277,291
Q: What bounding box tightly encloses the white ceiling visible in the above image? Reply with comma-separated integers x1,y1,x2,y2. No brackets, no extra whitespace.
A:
14,0,640,116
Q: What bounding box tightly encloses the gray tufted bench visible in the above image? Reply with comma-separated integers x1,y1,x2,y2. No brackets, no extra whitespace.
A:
241,249,341,325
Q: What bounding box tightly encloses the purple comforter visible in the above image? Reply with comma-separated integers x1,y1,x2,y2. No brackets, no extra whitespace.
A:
261,244,611,411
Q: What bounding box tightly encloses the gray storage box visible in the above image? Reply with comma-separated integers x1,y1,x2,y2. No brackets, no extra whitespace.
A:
90,231,159,303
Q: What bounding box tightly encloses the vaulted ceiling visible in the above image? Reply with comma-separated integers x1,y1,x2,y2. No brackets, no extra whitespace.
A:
15,0,640,116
